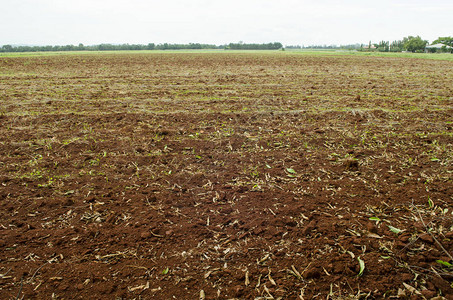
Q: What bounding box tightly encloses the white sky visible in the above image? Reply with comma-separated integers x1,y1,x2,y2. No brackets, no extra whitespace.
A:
1,0,452,46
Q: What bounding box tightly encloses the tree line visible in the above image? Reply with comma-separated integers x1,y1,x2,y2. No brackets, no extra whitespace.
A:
366,36,452,53
0,42,283,53
1,37,451,53
295,36,453,53
227,42,283,50
0,43,220,53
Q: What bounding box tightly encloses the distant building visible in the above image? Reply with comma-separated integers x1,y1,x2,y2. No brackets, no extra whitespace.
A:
425,43,452,53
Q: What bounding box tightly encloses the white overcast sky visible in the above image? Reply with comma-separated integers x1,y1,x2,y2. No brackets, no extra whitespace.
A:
1,0,452,46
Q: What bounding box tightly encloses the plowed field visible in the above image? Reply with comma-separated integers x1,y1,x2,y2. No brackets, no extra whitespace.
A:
1,52,452,299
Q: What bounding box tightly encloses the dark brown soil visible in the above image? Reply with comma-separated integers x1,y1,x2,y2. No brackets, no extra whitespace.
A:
0,52,452,299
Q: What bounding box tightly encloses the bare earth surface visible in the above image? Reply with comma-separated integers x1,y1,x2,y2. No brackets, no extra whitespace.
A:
0,52,452,299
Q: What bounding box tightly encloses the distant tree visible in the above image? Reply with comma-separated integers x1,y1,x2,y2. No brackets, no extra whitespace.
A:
376,41,389,52
431,37,453,47
285,45,302,49
61,44,76,51
130,44,143,50
1,45,14,52
43,45,54,51
390,40,404,52
403,36,428,52
228,42,282,50
340,43,361,50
